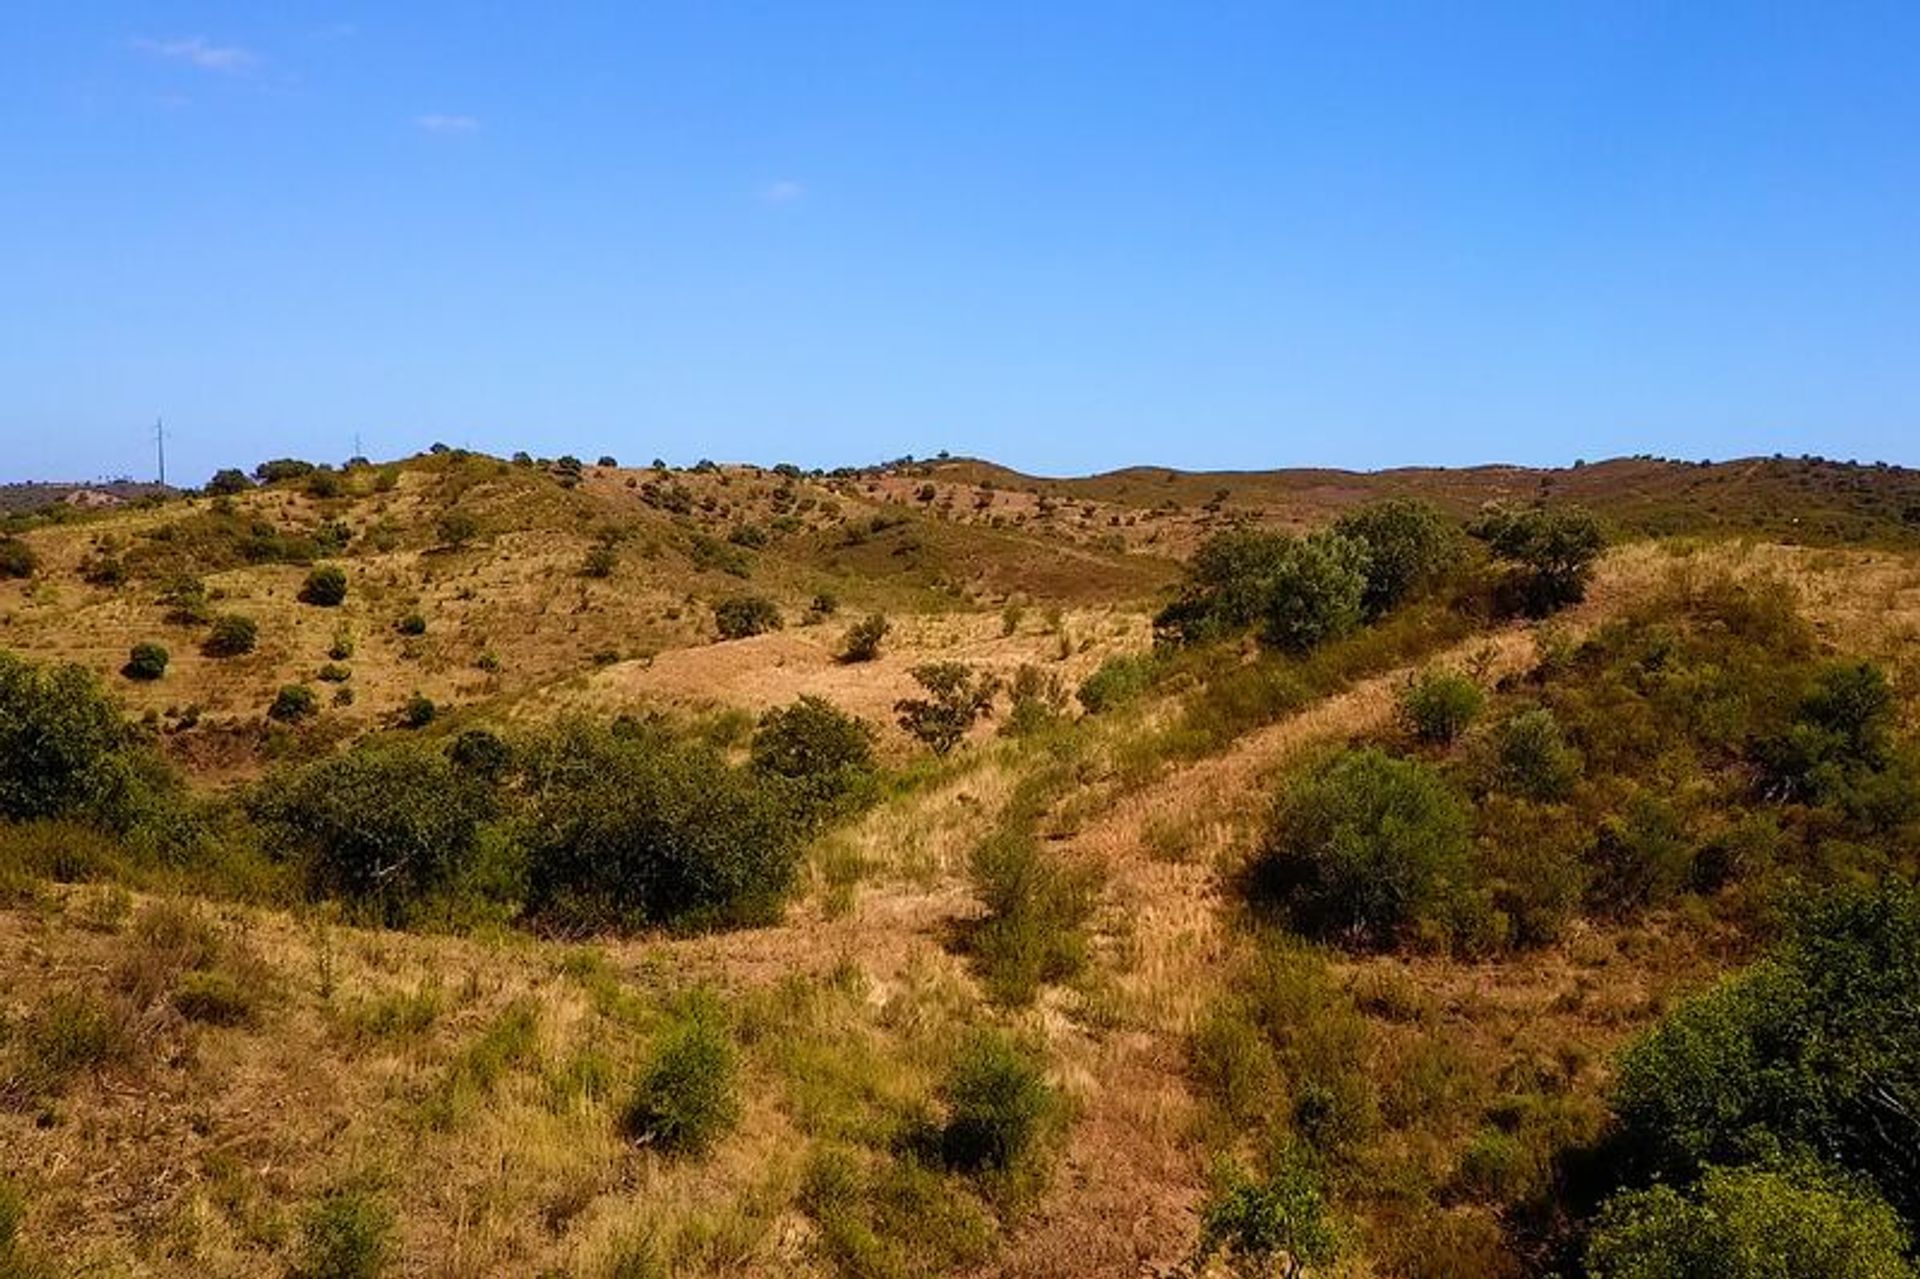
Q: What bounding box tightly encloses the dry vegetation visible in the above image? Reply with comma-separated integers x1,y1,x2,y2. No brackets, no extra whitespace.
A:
3,447,1918,1278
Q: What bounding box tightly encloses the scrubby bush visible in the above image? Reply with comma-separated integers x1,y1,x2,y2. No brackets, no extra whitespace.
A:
0,537,36,580
1489,707,1581,801
713,595,781,639
939,1031,1055,1174
582,544,618,578
203,613,258,657
205,467,251,496
1609,884,1920,1226
521,723,800,932
623,993,739,1156
1471,504,1605,616
895,663,999,755
160,576,212,625
1155,529,1296,645
0,652,135,824
1398,669,1483,743
448,728,512,779
1076,652,1157,714
292,1188,393,1279
1,989,130,1103
299,564,348,606
122,642,169,682
435,510,479,548
1251,748,1471,948
255,743,494,923
1004,664,1070,736
1587,1164,1914,1279
1194,1148,1341,1279
395,612,427,637
269,684,319,723
749,696,876,816
400,693,436,729
254,458,317,485
1259,531,1371,653
839,613,890,662
1335,498,1459,617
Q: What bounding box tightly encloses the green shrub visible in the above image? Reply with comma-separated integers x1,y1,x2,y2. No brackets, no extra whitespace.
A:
400,693,436,729
122,641,170,682
1154,528,1296,645
160,575,212,625
435,510,479,548
1194,1148,1341,1279
1398,669,1484,744
0,652,135,824
1489,707,1581,801
1588,791,1693,914
1471,504,1605,616
205,467,251,496
522,723,800,932
939,1031,1054,1174
255,743,494,923
1251,748,1471,948
1587,1164,1914,1279
298,564,348,607
0,537,36,580
395,612,426,637
623,993,739,1156
713,595,781,639
749,696,876,817
255,457,317,485
447,728,512,779
1335,498,1459,617
582,544,618,578
1258,530,1371,653
968,811,1100,1005
1076,652,1157,714
203,613,258,657
269,684,319,723
1609,884,1920,1225
895,663,998,755
292,1188,393,1279
839,613,890,663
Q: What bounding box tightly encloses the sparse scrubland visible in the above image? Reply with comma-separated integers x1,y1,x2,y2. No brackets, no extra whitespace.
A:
2,448,1919,1276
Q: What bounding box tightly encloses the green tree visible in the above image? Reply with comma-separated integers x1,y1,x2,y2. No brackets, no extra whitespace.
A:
1471,503,1605,615
1334,498,1459,617
750,696,877,817
1259,531,1371,653
1587,1164,1914,1279
204,468,251,496
895,663,999,755
0,652,132,823
1252,748,1470,948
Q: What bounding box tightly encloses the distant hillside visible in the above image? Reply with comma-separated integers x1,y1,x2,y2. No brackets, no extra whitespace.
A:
0,479,173,515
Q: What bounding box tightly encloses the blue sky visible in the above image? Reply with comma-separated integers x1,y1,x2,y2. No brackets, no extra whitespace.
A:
3,3,1917,484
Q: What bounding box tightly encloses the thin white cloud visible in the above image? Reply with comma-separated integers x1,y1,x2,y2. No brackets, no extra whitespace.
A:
414,113,480,134
760,179,805,205
133,36,258,73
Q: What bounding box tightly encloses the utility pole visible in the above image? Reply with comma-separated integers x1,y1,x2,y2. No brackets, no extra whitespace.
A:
154,417,167,488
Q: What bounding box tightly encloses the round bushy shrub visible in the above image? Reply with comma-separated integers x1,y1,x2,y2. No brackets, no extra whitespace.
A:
522,724,800,931
298,564,348,607
203,614,258,658
268,684,318,723
0,652,131,823
0,537,36,580
1259,530,1371,653
1490,707,1582,800
939,1031,1055,1173
1398,669,1484,744
713,595,782,640
1335,498,1459,617
1252,748,1470,948
401,693,436,729
122,642,170,682
395,612,427,637
623,995,739,1156
255,742,493,921
750,696,876,816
